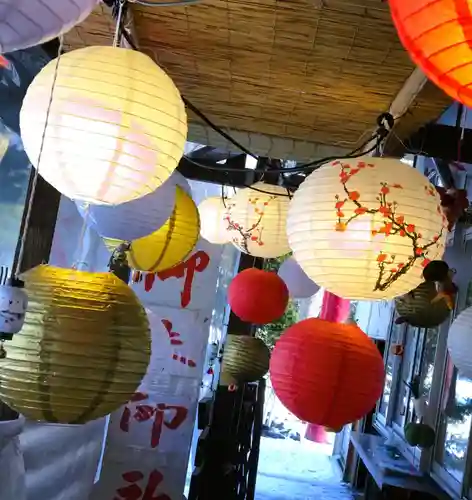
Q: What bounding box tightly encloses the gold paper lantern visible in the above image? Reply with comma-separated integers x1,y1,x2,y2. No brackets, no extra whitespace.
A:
287,156,447,300
198,196,230,244
0,265,151,424
221,335,270,382
20,46,187,205
104,186,200,272
224,183,290,258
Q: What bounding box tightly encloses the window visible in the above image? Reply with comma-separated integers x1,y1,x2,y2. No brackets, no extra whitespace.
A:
377,316,404,422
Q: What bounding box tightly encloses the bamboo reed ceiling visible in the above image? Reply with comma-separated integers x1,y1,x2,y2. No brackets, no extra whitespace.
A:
64,0,451,155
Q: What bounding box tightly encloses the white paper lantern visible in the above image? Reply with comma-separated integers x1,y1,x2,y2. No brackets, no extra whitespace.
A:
0,0,99,54
198,196,230,244
278,257,320,299
287,156,447,300
0,280,28,336
448,307,472,379
76,171,190,242
20,46,187,205
224,183,290,258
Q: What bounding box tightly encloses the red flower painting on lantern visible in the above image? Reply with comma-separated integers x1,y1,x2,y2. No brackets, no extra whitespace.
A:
224,195,275,253
333,160,445,293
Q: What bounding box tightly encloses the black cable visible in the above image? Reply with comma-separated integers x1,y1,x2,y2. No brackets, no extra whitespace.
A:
114,9,391,192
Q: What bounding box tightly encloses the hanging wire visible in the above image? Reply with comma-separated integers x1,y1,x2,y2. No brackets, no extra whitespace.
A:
221,184,227,209
111,7,393,196
14,36,64,278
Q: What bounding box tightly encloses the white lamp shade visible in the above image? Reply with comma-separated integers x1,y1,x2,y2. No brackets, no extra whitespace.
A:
448,307,472,379
225,183,290,258
287,156,447,300
278,257,320,299
0,0,99,54
76,171,190,242
20,46,187,205
198,196,230,244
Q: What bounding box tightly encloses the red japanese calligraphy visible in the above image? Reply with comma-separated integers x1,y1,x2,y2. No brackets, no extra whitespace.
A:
143,251,210,307
114,469,170,500
120,393,188,448
161,319,196,368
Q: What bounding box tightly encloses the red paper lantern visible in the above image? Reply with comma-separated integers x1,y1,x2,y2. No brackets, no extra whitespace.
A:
228,268,289,324
389,0,472,106
270,318,384,429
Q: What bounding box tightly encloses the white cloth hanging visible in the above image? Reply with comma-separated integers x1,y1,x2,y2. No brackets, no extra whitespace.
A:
0,416,26,500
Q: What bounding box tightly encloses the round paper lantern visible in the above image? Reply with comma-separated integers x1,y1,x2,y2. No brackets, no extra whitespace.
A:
0,0,99,54
228,268,289,324
447,306,472,379
0,265,150,424
395,281,452,328
103,186,199,273
287,156,447,300
221,335,270,382
225,183,290,258
198,196,230,244
277,257,320,299
0,279,28,338
270,318,385,428
76,171,190,242
389,0,472,107
20,46,187,205
405,423,436,449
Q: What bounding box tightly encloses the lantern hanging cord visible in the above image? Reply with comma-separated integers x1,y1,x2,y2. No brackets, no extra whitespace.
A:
14,36,64,279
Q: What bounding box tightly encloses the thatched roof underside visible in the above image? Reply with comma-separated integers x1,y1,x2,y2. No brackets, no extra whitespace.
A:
64,0,451,159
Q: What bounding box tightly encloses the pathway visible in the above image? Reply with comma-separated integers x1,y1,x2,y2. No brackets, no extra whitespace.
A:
255,437,354,500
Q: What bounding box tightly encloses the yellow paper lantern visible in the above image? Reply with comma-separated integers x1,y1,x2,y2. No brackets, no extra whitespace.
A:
104,186,200,273
221,335,270,383
0,265,150,424
198,196,230,244
287,156,447,300
225,183,290,258
20,46,187,205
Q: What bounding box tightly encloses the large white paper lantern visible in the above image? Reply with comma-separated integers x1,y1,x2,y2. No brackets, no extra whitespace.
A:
20,46,187,205
76,171,190,242
0,0,99,54
278,257,320,299
225,183,290,258
198,196,230,244
287,156,447,300
448,307,472,379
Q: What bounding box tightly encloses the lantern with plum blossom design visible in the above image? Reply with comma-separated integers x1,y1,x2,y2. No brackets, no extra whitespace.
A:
287,156,447,300
224,183,291,258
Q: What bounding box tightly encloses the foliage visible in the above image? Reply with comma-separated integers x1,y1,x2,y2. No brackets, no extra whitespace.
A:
256,255,299,350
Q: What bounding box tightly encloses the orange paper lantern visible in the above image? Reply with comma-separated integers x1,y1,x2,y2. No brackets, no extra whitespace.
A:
228,268,289,324
389,0,472,106
270,318,384,429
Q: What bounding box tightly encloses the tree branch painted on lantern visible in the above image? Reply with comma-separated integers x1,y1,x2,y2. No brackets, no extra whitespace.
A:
333,160,445,292
224,196,275,254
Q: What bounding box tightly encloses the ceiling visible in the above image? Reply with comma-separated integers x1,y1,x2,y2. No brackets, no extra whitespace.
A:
64,0,451,160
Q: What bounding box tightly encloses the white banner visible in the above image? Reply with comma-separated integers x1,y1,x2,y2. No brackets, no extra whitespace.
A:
92,238,223,499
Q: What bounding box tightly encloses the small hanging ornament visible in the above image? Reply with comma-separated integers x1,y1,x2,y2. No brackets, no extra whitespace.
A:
0,267,28,343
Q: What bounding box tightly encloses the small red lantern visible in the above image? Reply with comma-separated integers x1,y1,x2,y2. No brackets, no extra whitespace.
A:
228,268,289,324
389,0,472,106
270,318,384,429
